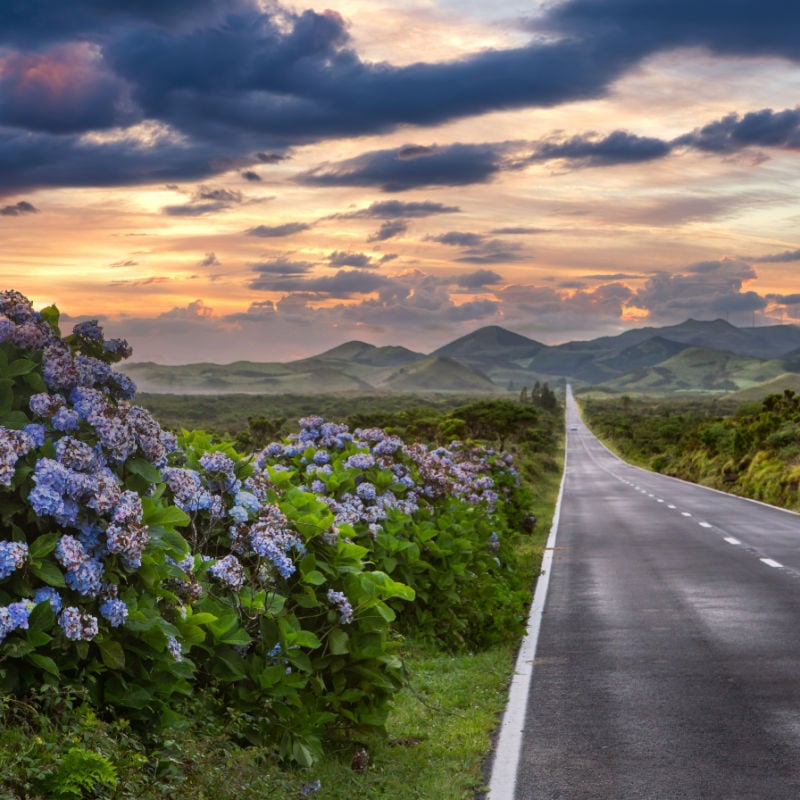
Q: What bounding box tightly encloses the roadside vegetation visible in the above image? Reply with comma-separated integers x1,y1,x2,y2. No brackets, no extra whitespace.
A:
580,390,800,511
0,291,563,799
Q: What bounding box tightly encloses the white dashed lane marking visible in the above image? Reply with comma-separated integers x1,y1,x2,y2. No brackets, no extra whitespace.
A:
760,558,783,569
681,512,692,517
668,504,677,509
724,537,741,545
699,522,712,528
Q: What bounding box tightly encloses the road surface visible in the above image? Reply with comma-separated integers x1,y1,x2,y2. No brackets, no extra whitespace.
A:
492,387,800,799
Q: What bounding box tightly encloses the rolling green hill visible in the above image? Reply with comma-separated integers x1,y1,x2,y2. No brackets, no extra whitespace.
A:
120,318,800,396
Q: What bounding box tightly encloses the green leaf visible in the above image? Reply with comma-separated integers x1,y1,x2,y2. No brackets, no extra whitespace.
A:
28,533,59,560
186,612,217,625
220,629,252,646
126,457,162,483
291,630,322,649
27,602,55,633
28,653,59,677
142,500,190,528
5,359,36,377
26,630,52,648
30,561,67,588
328,629,349,655
302,570,326,586
97,640,126,670
0,410,30,429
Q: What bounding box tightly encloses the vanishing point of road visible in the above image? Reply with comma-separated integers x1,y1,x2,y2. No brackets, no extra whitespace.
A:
489,387,800,799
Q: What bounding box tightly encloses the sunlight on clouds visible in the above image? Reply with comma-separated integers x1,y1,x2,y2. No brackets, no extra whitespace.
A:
314,0,528,65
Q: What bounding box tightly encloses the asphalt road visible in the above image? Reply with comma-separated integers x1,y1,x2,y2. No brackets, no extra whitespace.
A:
512,388,800,799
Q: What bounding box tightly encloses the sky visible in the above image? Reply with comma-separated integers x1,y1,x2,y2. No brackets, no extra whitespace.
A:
2,0,800,364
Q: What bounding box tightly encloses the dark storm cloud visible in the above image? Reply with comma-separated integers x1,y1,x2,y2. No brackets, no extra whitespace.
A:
342,201,461,219
247,222,311,237
241,170,261,181
367,220,408,242
296,142,514,191
453,269,503,289
249,268,391,296
529,131,672,167
0,200,39,216
3,0,800,192
675,107,800,153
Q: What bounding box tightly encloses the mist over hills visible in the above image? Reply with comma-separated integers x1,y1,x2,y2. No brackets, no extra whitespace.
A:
121,318,800,397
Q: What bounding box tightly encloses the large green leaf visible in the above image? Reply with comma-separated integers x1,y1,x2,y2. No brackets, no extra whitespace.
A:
97,639,126,670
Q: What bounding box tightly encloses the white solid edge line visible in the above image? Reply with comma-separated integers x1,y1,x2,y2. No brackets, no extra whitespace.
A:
486,427,568,800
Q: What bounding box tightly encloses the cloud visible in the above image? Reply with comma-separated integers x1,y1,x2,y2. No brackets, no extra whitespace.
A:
367,220,408,242
328,251,376,269
241,170,261,181
342,200,461,219
491,226,548,235
746,248,800,263
427,230,525,264
768,293,800,305
1,1,800,193
454,269,503,289
162,184,244,216
429,231,485,247
109,276,170,287
247,222,311,237
297,142,516,191
250,259,315,276
198,252,220,267
630,258,767,321
675,107,800,153
108,258,138,268
249,268,391,296
0,200,38,216
529,131,672,167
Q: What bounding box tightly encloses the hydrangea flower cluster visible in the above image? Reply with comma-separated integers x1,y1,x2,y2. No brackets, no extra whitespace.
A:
326,589,354,625
0,291,182,651
0,540,28,580
0,600,34,643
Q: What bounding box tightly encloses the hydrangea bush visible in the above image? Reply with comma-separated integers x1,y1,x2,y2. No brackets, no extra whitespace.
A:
0,291,535,763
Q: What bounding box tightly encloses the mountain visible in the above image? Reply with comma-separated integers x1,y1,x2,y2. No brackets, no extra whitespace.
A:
379,356,497,392
598,346,785,394
121,319,800,396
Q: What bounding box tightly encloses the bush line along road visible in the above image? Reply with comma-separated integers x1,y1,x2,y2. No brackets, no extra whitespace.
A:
489,386,800,799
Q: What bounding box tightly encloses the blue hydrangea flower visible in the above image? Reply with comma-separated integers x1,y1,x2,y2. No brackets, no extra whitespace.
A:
327,589,354,625
34,586,63,614
0,541,28,579
99,597,128,627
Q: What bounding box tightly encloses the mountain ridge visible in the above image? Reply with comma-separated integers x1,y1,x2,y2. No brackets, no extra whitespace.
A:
121,318,800,396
